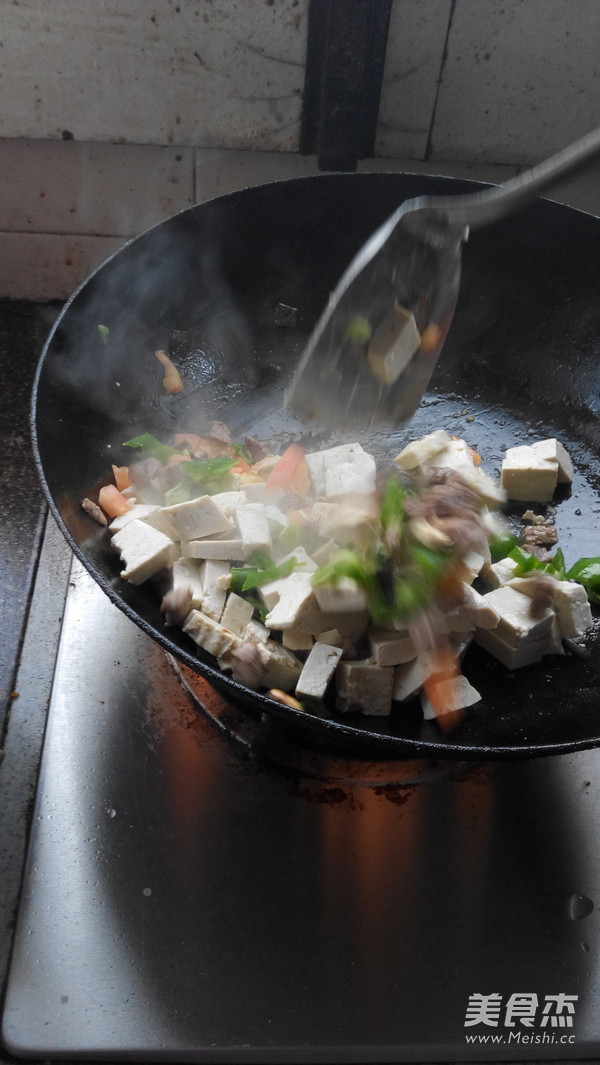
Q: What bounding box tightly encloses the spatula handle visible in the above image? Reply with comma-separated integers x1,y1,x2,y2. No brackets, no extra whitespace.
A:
423,126,600,231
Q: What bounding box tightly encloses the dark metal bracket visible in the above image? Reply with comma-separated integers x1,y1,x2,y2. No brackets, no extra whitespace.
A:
300,0,393,172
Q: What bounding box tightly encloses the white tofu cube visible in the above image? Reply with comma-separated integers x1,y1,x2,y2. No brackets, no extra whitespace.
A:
282,629,315,651
323,445,376,499
220,593,255,636
315,628,344,648
433,438,507,508
182,538,244,561
296,642,344,700
111,519,176,585
313,577,368,614
501,444,559,502
478,585,554,645
109,503,160,533
183,609,242,659
164,495,233,539
474,626,551,670
313,497,378,549
421,675,481,719
552,581,593,638
201,560,231,621
243,618,271,643
510,576,592,639
392,652,438,701
530,438,573,484
234,503,272,558
368,628,417,667
259,576,287,611
264,504,289,530
394,429,450,471
336,660,394,716
367,304,421,384
461,583,501,629
319,609,370,641
264,573,324,632
306,443,376,498
172,558,205,609
462,549,488,583
481,556,520,589
210,490,247,513
255,640,302,690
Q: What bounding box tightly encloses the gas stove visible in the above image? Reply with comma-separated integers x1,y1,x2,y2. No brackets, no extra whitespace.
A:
2,516,600,1062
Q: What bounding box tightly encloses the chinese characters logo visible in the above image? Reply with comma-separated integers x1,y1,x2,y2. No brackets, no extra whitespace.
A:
464,993,578,1046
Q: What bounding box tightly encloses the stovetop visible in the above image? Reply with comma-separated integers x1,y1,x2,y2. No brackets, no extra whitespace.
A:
2,517,600,1063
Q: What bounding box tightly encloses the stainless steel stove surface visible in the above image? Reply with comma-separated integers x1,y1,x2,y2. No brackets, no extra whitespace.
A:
2,522,600,1063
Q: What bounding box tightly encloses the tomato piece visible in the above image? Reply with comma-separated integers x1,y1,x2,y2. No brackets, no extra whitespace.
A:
98,483,131,518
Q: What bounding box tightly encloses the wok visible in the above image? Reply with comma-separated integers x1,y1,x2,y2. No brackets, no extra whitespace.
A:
32,173,600,759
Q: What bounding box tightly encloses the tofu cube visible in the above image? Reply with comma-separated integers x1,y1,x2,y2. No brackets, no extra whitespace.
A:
433,438,507,508
282,629,315,651
324,445,376,499
234,503,272,558
296,642,344,700
501,444,559,502
111,519,176,585
367,304,421,384
182,538,244,561
220,592,255,636
530,438,573,484
164,495,233,540
368,628,417,667
552,580,593,638
421,675,481,720
313,577,368,614
481,556,520,589
312,498,378,549
474,585,559,668
306,443,376,498
392,651,439,702
201,560,231,621
394,429,450,471
510,576,592,639
172,558,205,609
264,573,326,632
243,618,271,643
335,661,394,716
110,503,161,533
461,583,501,629
474,625,551,670
255,640,302,690
183,610,242,659
479,585,554,644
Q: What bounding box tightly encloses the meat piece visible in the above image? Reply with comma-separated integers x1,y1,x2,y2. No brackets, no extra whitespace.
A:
405,471,487,555
81,497,108,526
161,586,193,627
225,643,264,689
244,435,269,462
128,457,162,491
521,524,558,561
208,421,232,444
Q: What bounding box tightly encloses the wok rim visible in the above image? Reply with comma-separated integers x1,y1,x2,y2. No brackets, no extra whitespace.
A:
30,171,600,762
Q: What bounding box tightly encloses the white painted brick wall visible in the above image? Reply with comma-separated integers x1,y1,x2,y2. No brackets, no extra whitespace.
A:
1,0,599,299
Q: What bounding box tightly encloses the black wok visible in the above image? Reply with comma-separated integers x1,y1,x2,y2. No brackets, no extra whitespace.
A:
32,173,600,758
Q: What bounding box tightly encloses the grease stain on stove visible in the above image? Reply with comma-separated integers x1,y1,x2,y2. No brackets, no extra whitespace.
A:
566,892,594,920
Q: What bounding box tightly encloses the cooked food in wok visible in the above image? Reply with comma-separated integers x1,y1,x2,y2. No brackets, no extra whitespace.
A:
86,420,598,727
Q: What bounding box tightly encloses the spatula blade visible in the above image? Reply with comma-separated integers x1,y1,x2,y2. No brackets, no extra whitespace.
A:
284,201,466,432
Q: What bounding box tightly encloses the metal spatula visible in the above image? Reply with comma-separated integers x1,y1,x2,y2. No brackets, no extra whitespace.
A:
285,128,600,431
